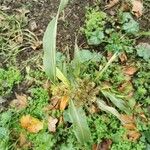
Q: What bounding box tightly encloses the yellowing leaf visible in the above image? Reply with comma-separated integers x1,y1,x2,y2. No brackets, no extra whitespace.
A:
132,0,143,18
10,93,28,109
60,96,69,111
48,116,58,132
20,115,43,133
105,0,119,9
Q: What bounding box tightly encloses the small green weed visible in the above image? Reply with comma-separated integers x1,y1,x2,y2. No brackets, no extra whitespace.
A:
0,67,22,96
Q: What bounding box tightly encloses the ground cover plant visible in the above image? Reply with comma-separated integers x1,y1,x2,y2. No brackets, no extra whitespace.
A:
0,0,150,149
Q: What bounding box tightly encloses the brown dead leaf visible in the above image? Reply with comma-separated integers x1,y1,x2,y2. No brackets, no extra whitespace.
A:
93,139,112,150
119,52,127,63
123,66,137,75
19,133,31,148
20,115,43,133
89,104,100,114
60,96,69,111
31,41,42,50
107,52,113,60
132,0,143,18
124,123,136,130
10,93,27,109
127,130,141,141
121,2,130,12
118,81,134,97
48,116,58,133
121,115,135,124
105,0,119,9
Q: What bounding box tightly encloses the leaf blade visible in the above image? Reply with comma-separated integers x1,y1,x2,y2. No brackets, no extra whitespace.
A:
66,100,91,144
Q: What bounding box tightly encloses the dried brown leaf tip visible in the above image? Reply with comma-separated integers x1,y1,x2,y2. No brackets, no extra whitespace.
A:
131,0,143,18
10,93,28,109
48,116,58,133
105,0,119,9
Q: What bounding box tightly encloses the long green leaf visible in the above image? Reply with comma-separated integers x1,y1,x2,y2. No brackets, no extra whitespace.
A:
96,99,123,122
56,67,69,87
101,90,129,113
67,100,91,144
43,0,69,81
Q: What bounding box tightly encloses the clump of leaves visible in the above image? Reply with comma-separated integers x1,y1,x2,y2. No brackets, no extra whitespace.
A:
105,32,134,53
136,43,150,61
133,62,150,105
120,12,139,34
0,67,22,96
81,8,107,45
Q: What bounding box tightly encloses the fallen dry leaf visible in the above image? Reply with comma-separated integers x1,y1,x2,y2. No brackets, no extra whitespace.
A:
121,115,135,124
118,81,134,97
60,96,69,111
20,115,43,133
121,2,130,11
48,116,58,132
10,93,28,109
43,96,60,112
93,139,112,150
119,52,127,63
19,133,31,149
132,0,143,18
127,130,141,141
31,41,42,50
107,51,113,60
123,66,137,75
89,104,100,114
124,123,136,130
105,0,119,9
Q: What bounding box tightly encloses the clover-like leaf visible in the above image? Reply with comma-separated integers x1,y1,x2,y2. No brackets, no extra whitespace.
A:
136,43,150,61
88,30,104,45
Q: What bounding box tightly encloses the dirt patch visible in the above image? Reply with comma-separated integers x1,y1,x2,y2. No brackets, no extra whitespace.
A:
1,0,93,52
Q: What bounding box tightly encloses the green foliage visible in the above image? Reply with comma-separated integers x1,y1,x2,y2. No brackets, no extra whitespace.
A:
27,88,49,118
28,132,55,150
101,90,130,113
0,67,22,96
43,0,69,81
133,62,150,105
64,100,91,146
105,33,134,53
82,8,106,45
120,12,139,34
136,43,150,61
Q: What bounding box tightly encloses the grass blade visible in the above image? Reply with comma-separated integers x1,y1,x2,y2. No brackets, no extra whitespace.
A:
43,0,69,81
101,90,129,113
67,100,91,144
96,99,123,122
56,67,69,87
